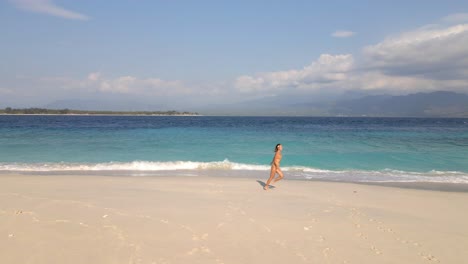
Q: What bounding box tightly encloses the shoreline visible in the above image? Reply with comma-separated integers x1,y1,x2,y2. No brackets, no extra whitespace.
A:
3,170,468,193
3,114,468,118
358,181,468,193
0,113,201,116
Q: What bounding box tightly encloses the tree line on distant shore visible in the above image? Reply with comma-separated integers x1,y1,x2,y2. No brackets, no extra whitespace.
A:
0,107,199,116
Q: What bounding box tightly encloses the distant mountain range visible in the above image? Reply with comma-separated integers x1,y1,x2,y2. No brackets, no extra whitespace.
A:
331,91,468,117
198,91,468,117
42,91,468,117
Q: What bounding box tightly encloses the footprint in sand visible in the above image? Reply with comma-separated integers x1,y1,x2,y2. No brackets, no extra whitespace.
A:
322,247,332,258
275,239,286,248
187,246,211,255
187,248,199,255
356,232,367,239
200,246,211,253
304,218,319,230
295,252,308,261
419,253,439,262
371,246,382,255
215,258,225,264
192,233,209,241
317,235,326,243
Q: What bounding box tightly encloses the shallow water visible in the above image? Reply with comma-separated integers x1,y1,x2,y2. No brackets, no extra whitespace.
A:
1,115,467,183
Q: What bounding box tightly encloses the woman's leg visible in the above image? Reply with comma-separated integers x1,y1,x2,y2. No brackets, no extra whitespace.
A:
272,168,284,183
264,166,277,190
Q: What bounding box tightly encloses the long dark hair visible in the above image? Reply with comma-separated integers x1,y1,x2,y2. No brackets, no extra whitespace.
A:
274,143,281,152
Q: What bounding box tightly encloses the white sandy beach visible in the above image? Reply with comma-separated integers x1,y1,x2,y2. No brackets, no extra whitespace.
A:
1,174,467,264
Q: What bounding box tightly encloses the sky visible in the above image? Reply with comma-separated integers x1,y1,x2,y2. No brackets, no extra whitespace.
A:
1,0,468,110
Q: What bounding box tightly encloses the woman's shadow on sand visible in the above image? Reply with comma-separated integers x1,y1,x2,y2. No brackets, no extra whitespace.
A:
256,180,276,190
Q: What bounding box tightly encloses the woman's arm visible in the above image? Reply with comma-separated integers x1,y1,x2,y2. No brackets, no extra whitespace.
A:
272,152,281,167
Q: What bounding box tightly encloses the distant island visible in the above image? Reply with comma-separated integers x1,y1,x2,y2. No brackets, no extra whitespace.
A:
0,107,199,116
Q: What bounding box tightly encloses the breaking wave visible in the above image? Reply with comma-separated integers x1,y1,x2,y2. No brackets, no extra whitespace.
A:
1,159,467,184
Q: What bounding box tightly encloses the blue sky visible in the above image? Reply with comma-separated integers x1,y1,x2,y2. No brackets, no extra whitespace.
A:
1,0,468,110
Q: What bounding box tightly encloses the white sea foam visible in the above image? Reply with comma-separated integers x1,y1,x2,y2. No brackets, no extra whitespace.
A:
296,169,468,184
1,160,467,184
0,159,269,172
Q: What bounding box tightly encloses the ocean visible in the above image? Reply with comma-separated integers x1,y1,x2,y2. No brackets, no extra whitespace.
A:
1,115,467,184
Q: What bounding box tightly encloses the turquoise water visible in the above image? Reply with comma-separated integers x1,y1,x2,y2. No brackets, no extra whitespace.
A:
1,115,467,183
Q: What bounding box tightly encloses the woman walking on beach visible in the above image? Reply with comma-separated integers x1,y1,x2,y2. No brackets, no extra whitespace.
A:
264,144,284,190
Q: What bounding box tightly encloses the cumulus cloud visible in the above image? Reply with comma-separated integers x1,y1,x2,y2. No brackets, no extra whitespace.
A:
10,0,89,20
235,54,354,93
98,76,188,96
87,72,101,82
346,71,442,93
363,24,468,79
6,13,468,108
37,73,197,97
364,24,468,70
332,30,356,38
236,16,468,96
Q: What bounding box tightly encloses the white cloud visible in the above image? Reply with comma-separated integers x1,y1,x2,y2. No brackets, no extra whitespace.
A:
99,76,136,93
10,0,89,20
234,18,468,96
235,54,354,93
348,71,438,93
98,76,189,96
87,72,101,82
332,30,355,38
36,17,468,100
358,18,468,94
38,73,194,97
363,24,468,80
5,14,468,108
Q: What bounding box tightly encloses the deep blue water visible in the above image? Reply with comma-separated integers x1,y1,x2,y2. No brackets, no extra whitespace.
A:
1,115,467,183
